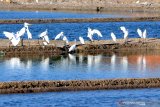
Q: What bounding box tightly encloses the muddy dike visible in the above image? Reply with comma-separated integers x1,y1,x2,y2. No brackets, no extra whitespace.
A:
0,78,160,94
0,17,160,24
0,38,160,55
76,38,160,54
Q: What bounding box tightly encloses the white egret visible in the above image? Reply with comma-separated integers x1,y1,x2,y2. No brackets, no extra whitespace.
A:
26,26,32,47
92,29,103,38
137,28,143,38
120,26,129,43
16,27,26,38
137,28,147,42
63,36,69,45
24,22,32,28
39,30,50,46
111,32,117,43
39,29,48,38
79,36,85,45
87,27,103,41
87,28,94,42
69,40,76,53
11,36,21,46
43,35,50,44
55,32,64,40
3,31,20,47
3,31,14,40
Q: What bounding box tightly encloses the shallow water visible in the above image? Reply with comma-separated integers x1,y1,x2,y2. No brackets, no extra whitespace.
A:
0,50,160,81
0,88,160,107
0,10,126,19
0,21,160,41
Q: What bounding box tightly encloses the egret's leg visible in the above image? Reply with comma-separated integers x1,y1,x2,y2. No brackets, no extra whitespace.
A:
28,39,30,48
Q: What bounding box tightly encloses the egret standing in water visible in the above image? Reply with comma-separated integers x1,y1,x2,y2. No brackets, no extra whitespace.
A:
110,32,117,43
120,26,129,43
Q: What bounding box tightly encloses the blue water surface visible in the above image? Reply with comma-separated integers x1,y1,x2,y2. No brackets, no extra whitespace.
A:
0,52,160,81
0,10,126,19
0,21,160,41
0,88,160,107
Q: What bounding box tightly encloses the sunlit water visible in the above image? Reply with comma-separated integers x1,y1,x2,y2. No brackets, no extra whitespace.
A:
0,11,160,106
0,51,160,81
0,21,160,41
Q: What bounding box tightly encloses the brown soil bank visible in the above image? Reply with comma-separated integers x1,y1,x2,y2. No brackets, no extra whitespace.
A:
0,78,160,94
1,17,160,24
1,0,160,12
0,38,160,55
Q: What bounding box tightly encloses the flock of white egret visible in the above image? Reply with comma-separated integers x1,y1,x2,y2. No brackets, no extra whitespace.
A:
3,22,147,52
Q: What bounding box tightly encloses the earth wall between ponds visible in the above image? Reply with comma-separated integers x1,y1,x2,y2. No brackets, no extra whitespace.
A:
0,78,160,94
0,17,160,24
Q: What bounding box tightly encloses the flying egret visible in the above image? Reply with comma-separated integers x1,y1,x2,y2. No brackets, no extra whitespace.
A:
16,27,26,38
120,26,129,43
3,31,14,40
11,36,21,46
87,27,103,41
87,28,94,42
69,40,76,53
3,31,14,47
111,32,117,43
92,29,103,38
55,32,64,40
79,36,85,45
63,36,69,45
3,31,20,47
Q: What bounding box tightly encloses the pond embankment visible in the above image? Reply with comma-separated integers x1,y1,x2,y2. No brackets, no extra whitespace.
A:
0,17,160,24
0,38,159,55
0,78,160,94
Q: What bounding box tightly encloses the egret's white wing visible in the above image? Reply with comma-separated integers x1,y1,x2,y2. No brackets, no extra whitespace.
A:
124,31,129,40
26,27,32,39
111,32,116,42
16,27,26,38
69,44,76,52
63,36,69,44
143,29,147,39
137,28,143,38
120,26,127,33
55,32,63,40
3,31,14,40
43,41,48,46
39,29,47,38
79,36,85,44
92,29,103,37
11,37,20,46
44,35,50,44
